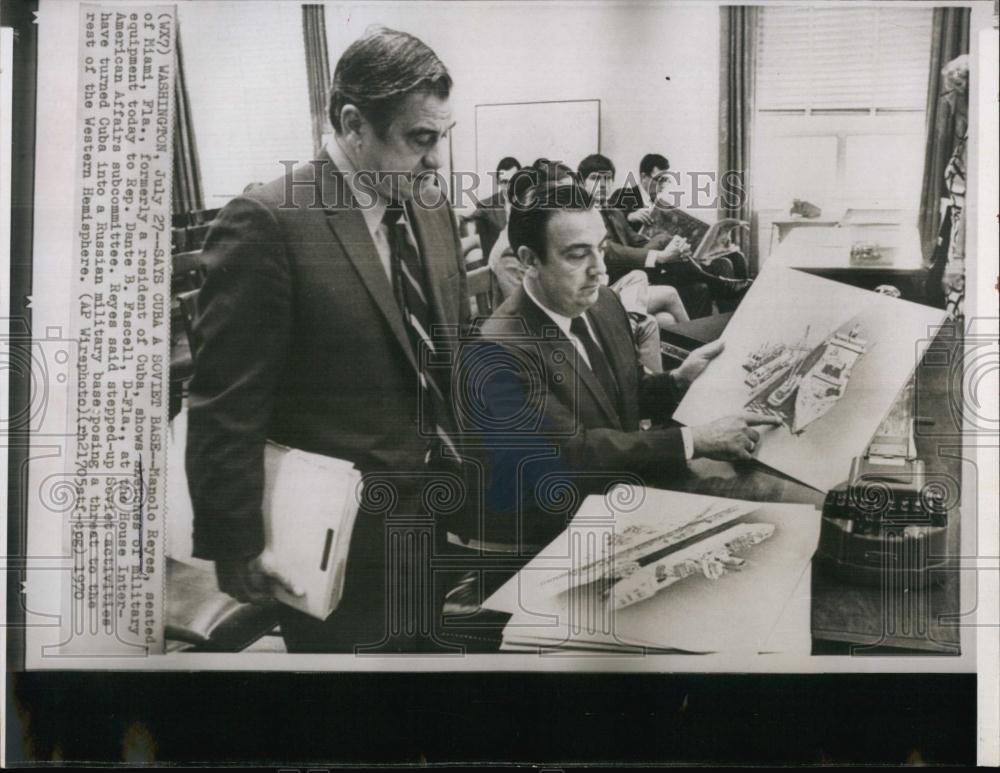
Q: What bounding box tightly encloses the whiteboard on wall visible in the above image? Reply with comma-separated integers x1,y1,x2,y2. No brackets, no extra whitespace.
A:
475,99,600,194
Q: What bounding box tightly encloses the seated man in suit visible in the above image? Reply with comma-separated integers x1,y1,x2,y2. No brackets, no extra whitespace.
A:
578,154,690,328
581,154,747,319
470,156,521,260
488,163,662,374
454,180,780,551
609,152,670,230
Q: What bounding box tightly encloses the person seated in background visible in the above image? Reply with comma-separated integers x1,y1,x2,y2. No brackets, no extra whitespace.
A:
582,154,748,318
609,152,670,231
456,180,780,551
470,156,521,260
489,161,662,373
578,154,690,328
488,160,576,300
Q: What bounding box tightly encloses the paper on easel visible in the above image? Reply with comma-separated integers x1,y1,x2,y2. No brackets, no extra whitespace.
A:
261,442,362,620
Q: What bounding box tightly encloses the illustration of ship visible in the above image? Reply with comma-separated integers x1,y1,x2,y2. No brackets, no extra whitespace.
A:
791,323,868,433
610,523,776,610
742,328,810,404
743,320,868,435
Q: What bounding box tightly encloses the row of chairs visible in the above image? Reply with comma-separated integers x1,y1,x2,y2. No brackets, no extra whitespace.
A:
172,208,220,255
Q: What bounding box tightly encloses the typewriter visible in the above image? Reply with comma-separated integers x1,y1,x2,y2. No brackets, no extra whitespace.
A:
815,382,950,586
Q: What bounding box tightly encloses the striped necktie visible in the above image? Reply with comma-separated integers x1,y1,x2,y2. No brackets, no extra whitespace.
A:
569,315,621,413
384,203,458,461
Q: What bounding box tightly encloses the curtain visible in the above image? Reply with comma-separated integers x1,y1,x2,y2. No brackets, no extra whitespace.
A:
302,4,332,157
718,6,759,273
917,7,970,266
172,28,205,216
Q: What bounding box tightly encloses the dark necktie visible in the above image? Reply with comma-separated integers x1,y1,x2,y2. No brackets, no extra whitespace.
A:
383,203,457,459
569,315,620,411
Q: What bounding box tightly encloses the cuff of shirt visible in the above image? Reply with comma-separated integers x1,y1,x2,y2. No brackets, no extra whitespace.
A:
680,427,694,461
645,250,660,268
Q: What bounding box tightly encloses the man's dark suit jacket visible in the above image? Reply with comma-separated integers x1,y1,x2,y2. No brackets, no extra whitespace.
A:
601,207,670,284
601,208,716,318
470,191,506,261
186,149,468,650
608,184,646,222
460,286,686,548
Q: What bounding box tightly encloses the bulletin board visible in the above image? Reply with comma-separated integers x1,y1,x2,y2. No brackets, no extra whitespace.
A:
474,99,601,187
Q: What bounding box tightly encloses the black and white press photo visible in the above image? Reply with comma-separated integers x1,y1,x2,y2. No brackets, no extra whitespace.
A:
4,0,998,765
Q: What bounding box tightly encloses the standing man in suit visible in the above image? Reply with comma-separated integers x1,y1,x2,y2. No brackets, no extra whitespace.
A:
456,181,779,549
609,152,670,231
470,156,521,260
186,27,468,652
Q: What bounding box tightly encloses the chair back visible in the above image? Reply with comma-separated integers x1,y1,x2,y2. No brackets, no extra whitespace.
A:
466,265,495,317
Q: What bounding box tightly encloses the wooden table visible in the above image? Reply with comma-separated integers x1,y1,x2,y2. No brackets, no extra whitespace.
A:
766,222,928,302
652,318,962,655
441,315,962,656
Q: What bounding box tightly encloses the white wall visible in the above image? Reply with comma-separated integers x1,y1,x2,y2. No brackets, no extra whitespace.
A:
325,1,720,204
176,1,721,207
178,1,315,206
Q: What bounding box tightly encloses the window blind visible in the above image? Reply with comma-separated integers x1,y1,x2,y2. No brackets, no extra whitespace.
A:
757,7,933,114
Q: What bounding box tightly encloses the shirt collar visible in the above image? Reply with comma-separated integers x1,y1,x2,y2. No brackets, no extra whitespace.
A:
639,183,653,208
325,135,387,238
523,280,577,337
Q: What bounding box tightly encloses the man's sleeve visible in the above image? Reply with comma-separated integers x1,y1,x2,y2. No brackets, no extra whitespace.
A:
608,186,639,215
462,340,686,489
637,369,686,425
185,196,292,562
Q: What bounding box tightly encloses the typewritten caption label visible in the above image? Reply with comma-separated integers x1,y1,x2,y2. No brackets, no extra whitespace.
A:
60,4,175,656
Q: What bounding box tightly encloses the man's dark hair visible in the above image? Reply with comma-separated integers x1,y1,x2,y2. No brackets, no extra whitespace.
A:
497,156,521,175
329,27,452,138
508,181,593,262
506,167,539,208
532,159,577,185
639,153,669,177
577,153,615,181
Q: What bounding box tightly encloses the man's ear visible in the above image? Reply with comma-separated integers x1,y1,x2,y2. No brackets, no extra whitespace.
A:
338,104,366,143
516,245,539,274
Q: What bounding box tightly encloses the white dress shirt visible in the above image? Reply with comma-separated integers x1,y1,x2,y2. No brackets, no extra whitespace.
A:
639,183,653,209
523,281,602,370
633,184,662,269
523,281,693,459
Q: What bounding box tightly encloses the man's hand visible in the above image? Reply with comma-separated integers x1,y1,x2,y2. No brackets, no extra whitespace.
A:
627,208,654,227
942,261,965,301
645,232,672,251
215,552,304,605
691,412,784,461
654,234,692,265
673,339,724,389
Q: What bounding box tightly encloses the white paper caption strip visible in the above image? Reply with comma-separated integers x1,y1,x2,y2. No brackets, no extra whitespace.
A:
57,4,175,657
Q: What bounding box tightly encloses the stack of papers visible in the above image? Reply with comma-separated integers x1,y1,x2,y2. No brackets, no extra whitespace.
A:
262,442,362,620
482,487,820,654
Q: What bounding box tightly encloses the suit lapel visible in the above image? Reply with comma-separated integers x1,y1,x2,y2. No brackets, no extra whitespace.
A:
587,294,637,428
516,289,622,430
317,155,418,373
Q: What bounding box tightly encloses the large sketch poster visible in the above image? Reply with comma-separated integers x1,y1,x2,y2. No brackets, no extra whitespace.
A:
674,268,947,491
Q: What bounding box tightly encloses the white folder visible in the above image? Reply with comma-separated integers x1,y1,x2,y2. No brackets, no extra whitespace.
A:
261,441,363,620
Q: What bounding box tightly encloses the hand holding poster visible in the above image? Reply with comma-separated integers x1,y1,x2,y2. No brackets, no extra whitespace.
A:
674,267,947,491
